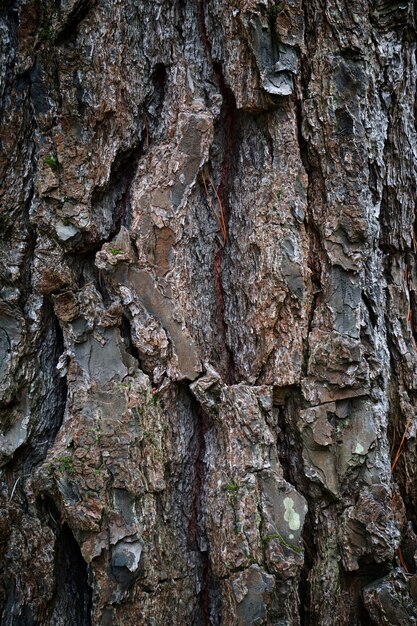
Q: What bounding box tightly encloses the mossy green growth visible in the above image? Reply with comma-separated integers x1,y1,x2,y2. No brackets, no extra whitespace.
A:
143,431,156,446
108,247,124,256
263,532,303,554
44,155,58,171
270,3,282,18
54,455,75,474
39,22,54,43
88,428,102,445
223,482,239,493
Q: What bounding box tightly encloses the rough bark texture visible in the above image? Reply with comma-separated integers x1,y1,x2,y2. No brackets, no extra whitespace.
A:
1,0,417,624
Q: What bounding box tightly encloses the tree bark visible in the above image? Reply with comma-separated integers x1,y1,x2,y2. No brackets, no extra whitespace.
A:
1,0,417,624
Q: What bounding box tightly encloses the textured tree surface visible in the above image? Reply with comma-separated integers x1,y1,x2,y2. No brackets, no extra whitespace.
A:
2,0,417,624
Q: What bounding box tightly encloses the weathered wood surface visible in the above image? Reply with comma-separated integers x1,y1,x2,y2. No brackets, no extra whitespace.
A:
1,1,417,624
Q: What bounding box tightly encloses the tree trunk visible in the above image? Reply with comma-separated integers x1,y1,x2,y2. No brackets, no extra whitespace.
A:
1,0,417,624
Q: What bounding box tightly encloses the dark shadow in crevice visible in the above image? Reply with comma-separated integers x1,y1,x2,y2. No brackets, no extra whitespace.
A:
2,302,67,477
343,560,393,626
273,386,322,626
145,63,167,139
67,248,113,307
36,493,62,532
120,313,141,364
362,292,378,328
273,385,304,487
55,0,96,45
91,140,144,236
408,287,417,345
298,507,315,626
49,522,92,625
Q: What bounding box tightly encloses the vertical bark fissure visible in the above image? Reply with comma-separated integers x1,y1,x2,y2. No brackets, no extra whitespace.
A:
294,98,324,378
184,384,220,626
197,0,237,383
209,87,237,384
293,15,325,617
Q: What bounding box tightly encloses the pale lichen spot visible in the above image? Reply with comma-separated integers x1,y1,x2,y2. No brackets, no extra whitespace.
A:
283,497,300,531
354,443,364,454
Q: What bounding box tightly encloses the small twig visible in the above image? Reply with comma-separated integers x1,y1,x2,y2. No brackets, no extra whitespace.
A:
9,477,20,501
391,416,411,473
202,171,227,246
47,505,59,526
202,172,222,235
398,546,409,573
